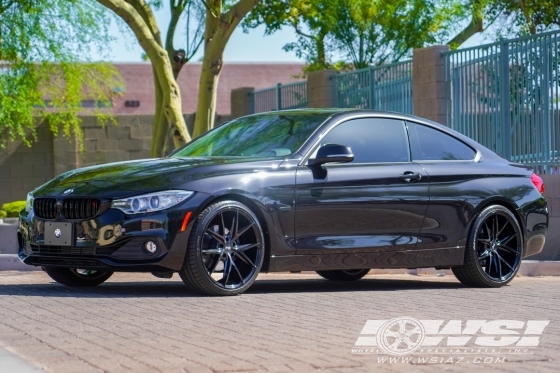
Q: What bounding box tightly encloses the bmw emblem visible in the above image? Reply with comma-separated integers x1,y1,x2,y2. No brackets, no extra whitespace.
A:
54,228,62,238
62,188,74,196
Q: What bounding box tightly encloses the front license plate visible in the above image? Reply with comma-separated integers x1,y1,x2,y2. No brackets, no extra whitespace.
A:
44,222,74,246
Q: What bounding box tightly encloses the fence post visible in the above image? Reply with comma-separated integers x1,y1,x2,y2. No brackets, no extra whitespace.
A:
542,38,552,173
500,42,511,160
276,83,282,110
412,45,449,125
368,66,375,110
230,87,255,119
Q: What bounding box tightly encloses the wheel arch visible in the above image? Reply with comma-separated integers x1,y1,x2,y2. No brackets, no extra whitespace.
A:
466,196,526,245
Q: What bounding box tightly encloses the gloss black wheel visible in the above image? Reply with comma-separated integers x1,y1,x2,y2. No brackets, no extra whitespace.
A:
44,267,113,287
316,269,370,281
179,200,265,296
452,205,523,287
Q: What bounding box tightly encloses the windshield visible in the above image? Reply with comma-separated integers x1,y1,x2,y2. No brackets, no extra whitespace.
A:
172,113,330,157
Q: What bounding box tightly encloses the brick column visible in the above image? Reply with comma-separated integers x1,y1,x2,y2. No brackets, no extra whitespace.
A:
412,45,449,125
230,87,254,119
307,69,337,108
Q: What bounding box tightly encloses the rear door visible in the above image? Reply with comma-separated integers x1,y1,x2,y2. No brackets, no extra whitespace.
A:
295,117,430,255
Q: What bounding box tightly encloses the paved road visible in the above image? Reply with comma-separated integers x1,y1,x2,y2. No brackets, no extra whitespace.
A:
0,271,558,373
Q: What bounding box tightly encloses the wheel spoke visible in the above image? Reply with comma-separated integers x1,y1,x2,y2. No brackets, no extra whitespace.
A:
493,255,500,278
496,219,510,238
486,253,493,275
398,320,407,333
406,326,421,337
498,244,518,254
220,212,226,236
478,249,490,260
207,254,223,275
229,254,245,284
403,337,415,349
205,229,225,244
235,242,260,252
223,256,232,285
477,238,491,244
484,221,492,239
390,338,403,350
385,330,401,338
233,222,255,241
495,252,515,272
233,251,256,268
499,234,515,246
230,209,238,239
497,252,503,279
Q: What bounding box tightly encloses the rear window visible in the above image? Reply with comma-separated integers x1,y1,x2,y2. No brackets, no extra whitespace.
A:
407,122,475,161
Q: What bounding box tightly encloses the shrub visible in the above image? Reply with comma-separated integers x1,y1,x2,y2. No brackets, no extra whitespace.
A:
0,210,6,218
2,201,26,217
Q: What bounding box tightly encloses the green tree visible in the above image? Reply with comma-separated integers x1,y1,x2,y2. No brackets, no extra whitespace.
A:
244,0,338,73
487,0,560,36
0,0,122,149
192,0,261,138
95,0,205,157
245,0,468,71
331,0,463,68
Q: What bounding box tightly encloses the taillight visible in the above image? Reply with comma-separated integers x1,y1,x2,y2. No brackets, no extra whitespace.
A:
531,173,544,194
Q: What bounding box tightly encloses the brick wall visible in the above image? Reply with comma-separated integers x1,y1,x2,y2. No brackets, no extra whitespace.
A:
112,63,305,116
0,123,54,204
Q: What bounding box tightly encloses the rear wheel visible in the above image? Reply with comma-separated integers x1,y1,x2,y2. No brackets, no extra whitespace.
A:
452,205,523,287
316,269,370,281
179,201,265,296
44,267,113,287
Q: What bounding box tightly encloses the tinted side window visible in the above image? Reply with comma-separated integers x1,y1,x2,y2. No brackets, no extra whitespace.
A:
407,122,475,161
320,118,409,163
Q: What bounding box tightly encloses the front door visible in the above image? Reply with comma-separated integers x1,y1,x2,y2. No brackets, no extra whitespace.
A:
295,117,430,255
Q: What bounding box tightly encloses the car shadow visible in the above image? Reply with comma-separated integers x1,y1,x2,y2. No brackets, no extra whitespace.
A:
0,276,464,298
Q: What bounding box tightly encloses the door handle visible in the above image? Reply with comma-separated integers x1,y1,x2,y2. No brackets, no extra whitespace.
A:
399,172,422,182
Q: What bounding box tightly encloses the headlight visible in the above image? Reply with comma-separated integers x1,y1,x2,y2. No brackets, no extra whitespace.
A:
111,190,194,214
25,192,34,212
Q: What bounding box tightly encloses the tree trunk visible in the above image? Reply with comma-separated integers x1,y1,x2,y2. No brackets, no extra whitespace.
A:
193,48,222,137
95,0,191,158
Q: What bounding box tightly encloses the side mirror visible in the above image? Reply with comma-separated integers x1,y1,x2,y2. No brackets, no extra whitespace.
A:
308,144,354,166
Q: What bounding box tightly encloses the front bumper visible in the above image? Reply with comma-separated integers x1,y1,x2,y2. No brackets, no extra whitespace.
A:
18,192,211,271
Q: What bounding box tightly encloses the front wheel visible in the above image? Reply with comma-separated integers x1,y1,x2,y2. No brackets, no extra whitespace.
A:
452,205,523,287
179,201,265,296
316,269,370,281
44,267,113,287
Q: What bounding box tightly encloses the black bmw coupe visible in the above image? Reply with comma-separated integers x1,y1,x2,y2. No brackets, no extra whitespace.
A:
18,109,548,295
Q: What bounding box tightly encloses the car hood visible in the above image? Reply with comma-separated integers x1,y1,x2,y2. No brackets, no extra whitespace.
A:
33,157,284,198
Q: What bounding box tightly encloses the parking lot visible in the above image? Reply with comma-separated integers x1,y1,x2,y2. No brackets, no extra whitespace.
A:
0,271,559,373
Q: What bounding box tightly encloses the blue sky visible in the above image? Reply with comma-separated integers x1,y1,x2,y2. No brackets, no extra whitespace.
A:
101,6,483,63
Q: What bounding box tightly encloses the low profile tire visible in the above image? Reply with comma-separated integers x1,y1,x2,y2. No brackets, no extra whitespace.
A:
452,205,523,288
44,267,113,287
316,269,370,281
179,200,265,296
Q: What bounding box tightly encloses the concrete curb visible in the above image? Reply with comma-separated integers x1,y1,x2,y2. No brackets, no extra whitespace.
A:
0,346,44,373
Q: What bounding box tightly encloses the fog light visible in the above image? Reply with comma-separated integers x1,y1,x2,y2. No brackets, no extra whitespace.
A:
144,241,157,254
